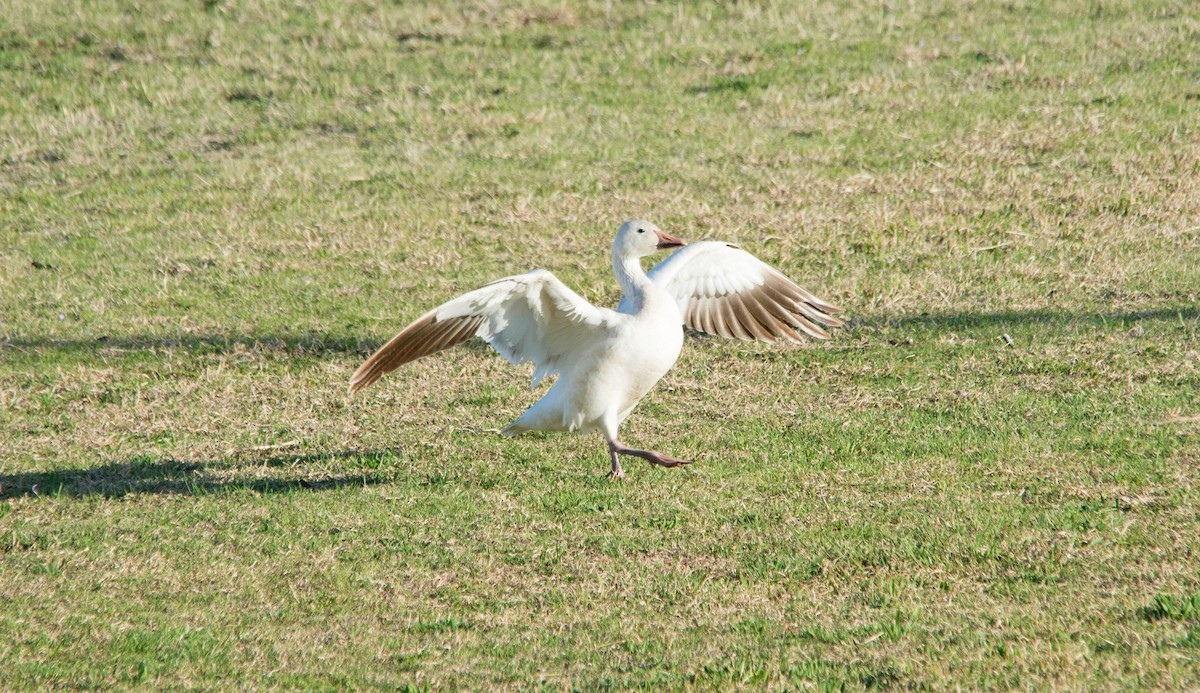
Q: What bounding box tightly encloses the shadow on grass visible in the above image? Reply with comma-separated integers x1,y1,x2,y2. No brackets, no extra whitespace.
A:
0,450,396,501
1,333,374,357
855,305,1198,331
0,332,496,357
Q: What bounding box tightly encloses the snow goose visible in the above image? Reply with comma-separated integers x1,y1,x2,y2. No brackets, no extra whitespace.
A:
349,220,843,479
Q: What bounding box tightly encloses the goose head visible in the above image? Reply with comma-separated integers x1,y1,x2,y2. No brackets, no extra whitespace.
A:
614,219,686,259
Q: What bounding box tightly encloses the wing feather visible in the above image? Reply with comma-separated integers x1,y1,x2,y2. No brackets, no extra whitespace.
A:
718,296,753,340
729,292,773,341
750,291,806,342
707,295,730,338
696,296,716,336
757,276,829,339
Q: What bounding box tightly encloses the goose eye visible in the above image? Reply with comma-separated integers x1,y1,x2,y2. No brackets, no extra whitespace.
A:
637,228,644,234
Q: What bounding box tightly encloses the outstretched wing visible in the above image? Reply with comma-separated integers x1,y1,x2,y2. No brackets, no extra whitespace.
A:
349,269,617,394
633,241,844,342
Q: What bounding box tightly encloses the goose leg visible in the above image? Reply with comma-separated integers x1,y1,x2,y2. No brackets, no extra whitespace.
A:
609,439,691,469
607,444,626,480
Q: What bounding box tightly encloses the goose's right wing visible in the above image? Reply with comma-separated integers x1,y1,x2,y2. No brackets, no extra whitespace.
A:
350,269,617,393
639,241,844,342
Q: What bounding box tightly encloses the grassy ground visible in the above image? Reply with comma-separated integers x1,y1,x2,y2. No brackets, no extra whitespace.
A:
2,0,1199,689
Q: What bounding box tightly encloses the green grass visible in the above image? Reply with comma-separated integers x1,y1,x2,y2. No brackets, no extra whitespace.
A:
2,0,1199,689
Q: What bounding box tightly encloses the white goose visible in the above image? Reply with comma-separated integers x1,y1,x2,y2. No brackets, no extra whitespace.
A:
350,220,843,479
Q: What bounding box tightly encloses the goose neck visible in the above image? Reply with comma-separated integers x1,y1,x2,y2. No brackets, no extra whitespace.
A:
613,253,651,309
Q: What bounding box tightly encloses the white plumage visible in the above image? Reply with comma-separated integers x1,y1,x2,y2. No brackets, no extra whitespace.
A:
350,220,843,478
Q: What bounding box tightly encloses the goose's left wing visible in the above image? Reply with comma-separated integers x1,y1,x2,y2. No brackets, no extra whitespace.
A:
350,269,618,394
635,241,844,342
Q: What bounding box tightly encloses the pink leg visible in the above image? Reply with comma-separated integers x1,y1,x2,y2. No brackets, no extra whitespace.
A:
607,445,626,480
608,439,691,469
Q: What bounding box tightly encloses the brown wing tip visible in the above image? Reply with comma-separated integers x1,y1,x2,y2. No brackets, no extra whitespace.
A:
347,362,380,395
346,311,484,396
820,312,846,327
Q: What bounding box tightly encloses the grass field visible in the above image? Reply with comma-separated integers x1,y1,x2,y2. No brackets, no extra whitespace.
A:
2,0,1199,689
